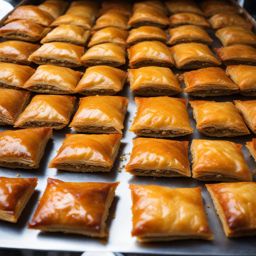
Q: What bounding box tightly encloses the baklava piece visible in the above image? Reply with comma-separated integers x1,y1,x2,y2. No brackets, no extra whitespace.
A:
0,88,30,125
15,95,75,130
126,138,190,177
49,134,121,172
100,1,131,17
75,66,126,95
88,27,128,47
183,67,239,97
207,182,256,237
171,43,220,70
28,42,84,68
81,43,126,67
168,25,213,45
169,13,210,28
215,44,256,66
130,97,192,137
226,65,256,95
23,65,82,94
165,0,203,15
29,178,118,237
190,100,250,137
41,25,90,46
191,139,251,181
128,66,181,96
0,41,39,65
130,184,213,241
70,96,128,134
38,0,68,19
126,26,167,46
128,41,174,68
0,127,52,169
246,138,256,161
0,62,35,89
0,177,37,223
216,26,256,47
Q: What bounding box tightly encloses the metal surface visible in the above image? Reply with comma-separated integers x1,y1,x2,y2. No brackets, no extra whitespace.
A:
0,1,256,255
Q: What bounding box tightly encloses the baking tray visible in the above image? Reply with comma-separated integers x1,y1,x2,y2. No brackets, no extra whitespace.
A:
1,1,256,255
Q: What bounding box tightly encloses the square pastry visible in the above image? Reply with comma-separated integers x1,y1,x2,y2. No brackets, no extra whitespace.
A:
49,134,121,172
207,182,256,237
0,177,37,223
41,25,90,46
0,88,30,125
29,178,118,237
128,66,181,96
216,26,256,47
70,96,128,134
23,65,82,94
130,184,213,241
126,138,190,177
215,44,256,66
130,97,193,137
0,127,52,169
128,41,174,68
190,100,250,137
88,27,128,47
169,13,210,28
165,0,203,15
28,42,84,68
126,26,167,46
226,65,256,95
81,43,126,67
183,67,239,97
75,66,126,95
246,138,256,162
15,95,75,130
0,41,39,65
168,25,213,46
38,0,68,19
191,139,251,181
0,62,35,89
170,43,220,70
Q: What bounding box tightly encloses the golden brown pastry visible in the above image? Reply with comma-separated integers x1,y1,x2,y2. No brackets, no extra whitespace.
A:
29,178,118,237
130,97,192,137
206,182,256,237
0,177,37,223
127,26,167,46
191,139,251,181
23,65,82,94
0,41,39,65
88,27,128,47
15,95,75,130
130,184,213,241
49,134,121,172
41,25,90,46
190,100,250,137
81,43,126,67
128,41,174,68
70,96,128,134
75,66,126,95
168,25,213,45
38,0,68,19
226,65,256,95
171,43,221,70
67,1,98,18
0,127,52,169
5,5,54,26
28,42,84,68
165,0,203,15
126,138,190,177
246,138,256,161
128,66,181,96
216,26,256,47
169,13,210,28
234,100,256,134
100,1,132,17
0,62,35,89
183,67,239,97
0,20,49,42
133,1,167,15
216,44,256,66
0,88,30,125
209,13,252,30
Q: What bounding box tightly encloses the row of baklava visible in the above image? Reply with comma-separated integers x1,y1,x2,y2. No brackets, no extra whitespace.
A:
1,176,256,240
